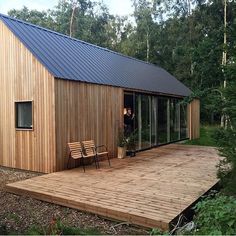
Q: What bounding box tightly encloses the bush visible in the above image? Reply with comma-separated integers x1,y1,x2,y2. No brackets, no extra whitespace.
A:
211,82,236,195
192,194,236,235
213,128,236,195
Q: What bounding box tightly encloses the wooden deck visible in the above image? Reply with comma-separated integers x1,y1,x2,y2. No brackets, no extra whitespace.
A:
6,144,220,230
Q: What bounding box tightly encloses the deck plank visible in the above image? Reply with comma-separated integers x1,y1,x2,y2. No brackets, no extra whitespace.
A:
6,144,220,230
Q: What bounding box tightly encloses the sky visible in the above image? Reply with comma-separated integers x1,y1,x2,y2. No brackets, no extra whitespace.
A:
0,0,133,16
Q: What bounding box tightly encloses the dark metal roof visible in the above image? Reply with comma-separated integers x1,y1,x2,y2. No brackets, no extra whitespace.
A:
0,13,191,97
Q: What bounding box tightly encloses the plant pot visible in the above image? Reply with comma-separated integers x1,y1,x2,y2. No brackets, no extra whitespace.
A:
126,150,136,157
117,146,126,159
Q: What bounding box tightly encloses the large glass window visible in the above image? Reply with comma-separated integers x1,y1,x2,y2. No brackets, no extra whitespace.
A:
141,95,151,149
124,93,135,136
170,98,180,142
124,92,188,151
151,97,158,146
157,97,168,144
15,101,33,129
135,94,151,150
180,103,188,139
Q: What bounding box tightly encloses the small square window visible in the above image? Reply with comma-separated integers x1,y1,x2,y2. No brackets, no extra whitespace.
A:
15,101,33,129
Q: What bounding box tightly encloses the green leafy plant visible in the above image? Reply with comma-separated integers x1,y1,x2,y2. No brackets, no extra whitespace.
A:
213,127,236,195
25,219,101,235
212,82,236,195
6,212,21,223
26,225,43,235
150,228,169,235
117,127,127,147
126,130,138,151
0,224,7,235
191,194,236,235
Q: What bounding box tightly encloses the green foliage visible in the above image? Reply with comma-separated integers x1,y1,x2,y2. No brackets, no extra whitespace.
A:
25,219,101,235
212,82,236,195
150,227,169,235
126,130,138,150
26,225,43,235
117,128,127,147
213,127,236,195
184,126,217,146
5,213,21,223
0,224,7,235
192,194,236,235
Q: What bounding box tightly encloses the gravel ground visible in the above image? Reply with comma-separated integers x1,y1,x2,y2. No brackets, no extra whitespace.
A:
0,167,149,235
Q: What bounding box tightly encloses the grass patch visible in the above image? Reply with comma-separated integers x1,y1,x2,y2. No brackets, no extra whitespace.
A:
26,225,43,235
23,220,102,235
5,213,21,223
184,125,218,146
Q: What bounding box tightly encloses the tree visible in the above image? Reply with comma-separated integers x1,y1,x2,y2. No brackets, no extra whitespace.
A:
213,81,236,195
8,6,55,29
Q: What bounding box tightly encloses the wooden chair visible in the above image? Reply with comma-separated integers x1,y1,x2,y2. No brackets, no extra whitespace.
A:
67,142,98,172
82,140,111,168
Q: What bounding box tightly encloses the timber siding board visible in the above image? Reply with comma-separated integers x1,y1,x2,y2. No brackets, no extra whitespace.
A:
54,79,123,171
0,20,56,173
188,99,200,140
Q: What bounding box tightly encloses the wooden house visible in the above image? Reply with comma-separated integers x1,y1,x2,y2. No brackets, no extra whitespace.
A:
0,14,199,173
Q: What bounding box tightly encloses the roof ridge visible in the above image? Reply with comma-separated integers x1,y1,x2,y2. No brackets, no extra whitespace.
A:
0,12,161,69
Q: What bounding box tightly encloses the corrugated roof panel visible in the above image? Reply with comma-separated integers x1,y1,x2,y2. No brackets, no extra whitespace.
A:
0,13,192,96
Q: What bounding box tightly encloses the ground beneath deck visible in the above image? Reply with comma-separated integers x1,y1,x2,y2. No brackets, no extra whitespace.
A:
6,144,220,230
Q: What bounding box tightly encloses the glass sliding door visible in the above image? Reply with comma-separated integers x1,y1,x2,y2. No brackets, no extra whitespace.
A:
135,94,151,150
124,92,135,136
170,98,180,142
157,97,168,144
124,91,189,152
135,94,141,149
151,96,158,146
180,103,188,139
141,95,151,149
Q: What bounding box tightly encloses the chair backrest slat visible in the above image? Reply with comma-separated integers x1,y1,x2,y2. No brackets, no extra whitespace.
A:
68,142,83,159
82,140,95,156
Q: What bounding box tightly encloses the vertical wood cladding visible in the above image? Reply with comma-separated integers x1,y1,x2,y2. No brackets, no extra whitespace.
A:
54,79,123,171
0,21,56,173
188,99,200,140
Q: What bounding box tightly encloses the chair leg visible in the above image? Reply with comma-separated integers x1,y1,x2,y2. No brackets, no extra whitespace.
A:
96,154,100,169
81,157,85,172
107,153,111,167
67,156,71,169
76,159,80,168
93,156,98,169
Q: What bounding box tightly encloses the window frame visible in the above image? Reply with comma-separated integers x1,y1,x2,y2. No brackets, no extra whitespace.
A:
15,100,34,131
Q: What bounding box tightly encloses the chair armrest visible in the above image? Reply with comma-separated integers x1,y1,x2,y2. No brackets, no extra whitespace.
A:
95,145,108,152
84,146,96,154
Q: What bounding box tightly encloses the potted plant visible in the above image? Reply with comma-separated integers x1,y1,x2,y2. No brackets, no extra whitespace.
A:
126,130,137,157
117,128,127,159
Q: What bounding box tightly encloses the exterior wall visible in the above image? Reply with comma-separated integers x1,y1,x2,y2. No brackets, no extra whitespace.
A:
0,21,56,173
54,79,123,171
188,99,200,140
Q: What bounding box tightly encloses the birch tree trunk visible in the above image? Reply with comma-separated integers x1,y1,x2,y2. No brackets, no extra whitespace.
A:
221,0,227,128
146,30,150,62
70,0,78,38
